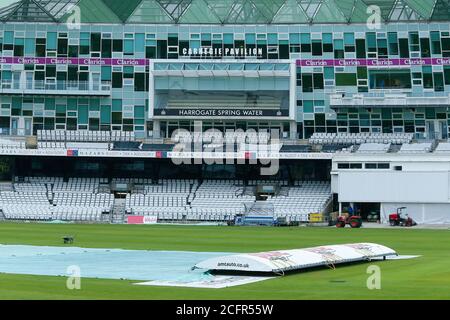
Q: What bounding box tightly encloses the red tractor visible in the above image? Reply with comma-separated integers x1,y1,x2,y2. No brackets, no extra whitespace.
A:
336,214,362,228
389,207,416,227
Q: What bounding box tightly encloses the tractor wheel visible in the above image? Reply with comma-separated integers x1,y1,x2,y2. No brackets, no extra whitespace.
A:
336,220,346,228
349,218,362,228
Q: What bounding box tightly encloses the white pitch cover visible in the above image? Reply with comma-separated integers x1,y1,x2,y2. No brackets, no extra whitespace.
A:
195,243,397,273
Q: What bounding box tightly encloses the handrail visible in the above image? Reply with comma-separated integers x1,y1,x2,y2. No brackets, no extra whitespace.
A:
1,80,111,92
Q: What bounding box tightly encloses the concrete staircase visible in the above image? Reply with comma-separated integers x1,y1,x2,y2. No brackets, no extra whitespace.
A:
110,198,126,224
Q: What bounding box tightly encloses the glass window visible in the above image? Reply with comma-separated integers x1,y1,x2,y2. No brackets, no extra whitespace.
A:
312,40,322,55
420,38,431,57
91,33,101,52
337,163,350,169
134,73,146,92
444,66,450,85
303,100,314,113
422,66,433,89
302,74,313,92
409,32,419,51
377,39,388,57
430,31,441,54
112,73,123,88
47,32,57,50
57,38,68,55
433,73,444,92
289,33,299,45
335,73,357,86
399,38,409,58
388,32,399,55
356,39,366,58
113,40,123,52
124,39,134,55
322,33,333,52
324,67,334,79
366,32,376,52
369,69,411,89
313,73,324,89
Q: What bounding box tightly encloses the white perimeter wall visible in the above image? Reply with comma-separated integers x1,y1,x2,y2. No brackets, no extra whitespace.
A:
381,203,450,224
338,171,450,203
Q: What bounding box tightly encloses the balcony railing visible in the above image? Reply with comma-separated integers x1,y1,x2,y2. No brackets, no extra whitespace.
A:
329,93,450,108
0,80,111,96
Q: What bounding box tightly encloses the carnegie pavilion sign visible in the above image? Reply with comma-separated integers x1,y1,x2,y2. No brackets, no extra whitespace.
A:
181,47,263,57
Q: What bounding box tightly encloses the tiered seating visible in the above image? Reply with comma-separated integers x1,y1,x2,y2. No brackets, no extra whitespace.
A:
53,178,104,193
188,180,255,218
173,131,271,144
53,193,113,209
1,177,112,221
125,179,195,216
248,179,288,186
37,130,135,142
266,181,331,218
0,137,26,149
0,191,49,205
309,132,413,145
37,141,65,149
111,131,135,142
113,177,153,185
1,205,106,221
398,142,433,153
2,176,332,224
356,143,391,153
146,179,194,194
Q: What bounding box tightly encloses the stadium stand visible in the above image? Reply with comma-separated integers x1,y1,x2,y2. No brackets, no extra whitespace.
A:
266,181,331,221
172,130,271,144
398,142,433,153
37,130,135,142
0,177,112,221
309,132,413,145
0,137,26,149
279,144,311,153
321,144,353,153
356,143,391,153
1,176,332,224
187,180,254,221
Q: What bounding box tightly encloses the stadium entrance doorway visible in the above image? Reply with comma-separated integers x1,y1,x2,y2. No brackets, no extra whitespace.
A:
349,203,381,222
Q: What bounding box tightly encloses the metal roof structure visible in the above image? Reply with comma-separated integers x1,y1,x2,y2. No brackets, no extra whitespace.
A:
0,0,449,24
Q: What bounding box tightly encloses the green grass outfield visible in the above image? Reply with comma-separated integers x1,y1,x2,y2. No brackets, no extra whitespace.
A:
0,222,449,300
